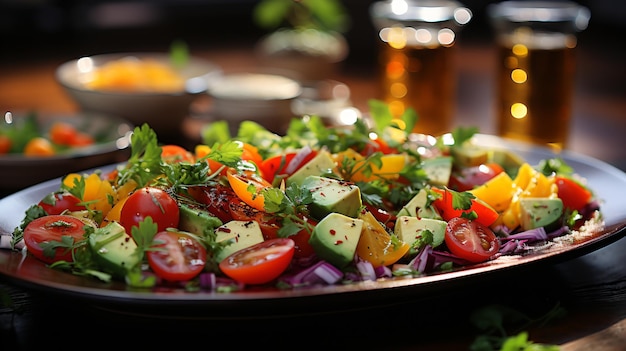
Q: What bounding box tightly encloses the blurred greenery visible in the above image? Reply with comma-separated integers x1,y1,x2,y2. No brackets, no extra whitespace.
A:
253,0,350,33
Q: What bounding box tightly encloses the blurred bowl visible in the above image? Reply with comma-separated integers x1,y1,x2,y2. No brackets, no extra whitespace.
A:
56,52,222,139
207,72,302,134
0,112,133,194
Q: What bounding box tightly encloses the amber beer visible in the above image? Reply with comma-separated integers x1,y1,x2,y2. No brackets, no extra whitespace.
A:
495,32,577,149
377,28,457,137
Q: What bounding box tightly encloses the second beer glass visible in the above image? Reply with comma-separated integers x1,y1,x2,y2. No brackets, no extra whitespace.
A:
488,1,590,149
370,0,472,136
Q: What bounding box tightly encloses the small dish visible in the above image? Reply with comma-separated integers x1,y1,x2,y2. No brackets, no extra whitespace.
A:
0,112,133,193
207,72,302,134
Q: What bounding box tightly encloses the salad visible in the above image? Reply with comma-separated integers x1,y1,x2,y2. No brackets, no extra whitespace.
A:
0,112,96,156
8,100,603,292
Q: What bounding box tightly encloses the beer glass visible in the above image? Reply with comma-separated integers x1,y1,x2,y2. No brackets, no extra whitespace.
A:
488,1,590,149
370,0,472,136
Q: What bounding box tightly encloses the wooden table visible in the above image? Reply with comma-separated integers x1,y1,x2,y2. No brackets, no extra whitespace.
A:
1,39,625,350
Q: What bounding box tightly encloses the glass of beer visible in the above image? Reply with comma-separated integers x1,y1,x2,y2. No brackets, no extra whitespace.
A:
488,1,590,150
369,0,472,136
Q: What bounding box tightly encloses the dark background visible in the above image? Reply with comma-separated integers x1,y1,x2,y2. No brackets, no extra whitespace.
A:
1,0,624,65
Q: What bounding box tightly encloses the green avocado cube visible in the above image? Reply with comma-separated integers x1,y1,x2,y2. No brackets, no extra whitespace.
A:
215,220,264,262
519,197,564,231
310,212,364,268
302,175,362,220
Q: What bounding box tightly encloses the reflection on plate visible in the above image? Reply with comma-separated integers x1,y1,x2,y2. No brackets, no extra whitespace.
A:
0,135,624,319
0,112,133,192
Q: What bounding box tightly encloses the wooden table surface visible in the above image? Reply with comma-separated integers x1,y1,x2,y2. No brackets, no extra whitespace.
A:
1,38,625,350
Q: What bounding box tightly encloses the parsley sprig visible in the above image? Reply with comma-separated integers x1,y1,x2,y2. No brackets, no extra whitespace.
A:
263,183,316,238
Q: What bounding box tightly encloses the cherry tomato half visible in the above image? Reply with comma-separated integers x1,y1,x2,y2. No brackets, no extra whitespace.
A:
119,187,180,236
147,230,207,281
448,163,505,192
554,176,592,212
445,217,500,264
219,238,295,285
23,215,88,264
38,191,85,215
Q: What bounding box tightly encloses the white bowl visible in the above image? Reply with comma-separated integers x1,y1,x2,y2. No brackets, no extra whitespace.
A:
56,52,222,138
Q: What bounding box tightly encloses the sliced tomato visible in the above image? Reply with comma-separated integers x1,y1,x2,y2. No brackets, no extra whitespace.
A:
260,148,317,184
431,187,499,227
360,137,395,156
445,217,500,263
161,144,195,164
38,192,85,215
23,215,88,264
187,184,237,223
147,230,207,281
448,163,505,192
119,187,180,236
219,238,295,285
555,176,592,211
226,168,272,212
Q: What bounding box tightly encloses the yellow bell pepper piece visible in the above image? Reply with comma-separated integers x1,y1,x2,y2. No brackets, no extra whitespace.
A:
469,171,516,212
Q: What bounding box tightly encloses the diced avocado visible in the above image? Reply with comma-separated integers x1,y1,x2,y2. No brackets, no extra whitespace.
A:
178,202,223,236
394,216,447,251
302,175,362,220
214,220,264,262
397,189,442,220
519,197,564,231
422,156,453,186
451,144,489,168
310,212,364,268
489,149,525,176
88,221,140,279
287,149,338,186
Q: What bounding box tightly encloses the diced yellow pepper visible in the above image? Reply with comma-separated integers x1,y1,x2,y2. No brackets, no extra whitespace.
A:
499,163,558,230
469,171,516,212
334,148,406,182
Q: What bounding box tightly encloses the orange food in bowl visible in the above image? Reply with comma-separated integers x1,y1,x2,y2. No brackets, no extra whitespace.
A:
85,57,185,93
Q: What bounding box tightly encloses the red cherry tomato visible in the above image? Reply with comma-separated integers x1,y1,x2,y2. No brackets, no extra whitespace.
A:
120,187,180,235
219,238,295,285
554,176,592,212
38,192,85,215
431,187,499,227
23,215,88,264
147,230,207,281
445,217,500,263
448,163,505,192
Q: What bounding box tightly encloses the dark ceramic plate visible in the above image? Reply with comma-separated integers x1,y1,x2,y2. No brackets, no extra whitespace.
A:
0,112,132,192
0,135,624,319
